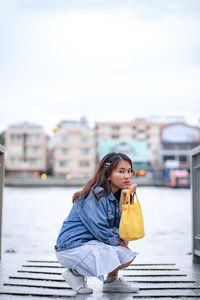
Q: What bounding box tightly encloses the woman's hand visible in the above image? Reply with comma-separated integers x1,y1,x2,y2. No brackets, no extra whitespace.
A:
118,240,130,249
119,183,137,213
121,183,137,195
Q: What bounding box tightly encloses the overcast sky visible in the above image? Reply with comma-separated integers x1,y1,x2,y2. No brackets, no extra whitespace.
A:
0,0,200,135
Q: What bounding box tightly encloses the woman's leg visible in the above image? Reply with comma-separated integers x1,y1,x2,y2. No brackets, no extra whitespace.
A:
103,257,139,293
106,259,133,279
106,242,133,279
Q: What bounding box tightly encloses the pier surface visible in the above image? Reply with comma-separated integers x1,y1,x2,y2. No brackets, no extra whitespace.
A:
0,256,200,299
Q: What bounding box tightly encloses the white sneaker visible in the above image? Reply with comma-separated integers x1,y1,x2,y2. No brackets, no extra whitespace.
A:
62,269,93,294
102,277,139,293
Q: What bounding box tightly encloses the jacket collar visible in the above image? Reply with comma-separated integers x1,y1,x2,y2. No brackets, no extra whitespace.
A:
108,191,116,201
94,186,117,202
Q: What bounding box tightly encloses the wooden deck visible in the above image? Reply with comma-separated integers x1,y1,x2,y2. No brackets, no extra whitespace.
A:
0,256,200,299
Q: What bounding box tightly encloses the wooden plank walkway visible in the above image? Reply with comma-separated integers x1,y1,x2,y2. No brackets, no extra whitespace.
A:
0,257,200,299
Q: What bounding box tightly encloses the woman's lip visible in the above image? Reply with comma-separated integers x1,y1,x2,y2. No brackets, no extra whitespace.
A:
124,181,130,184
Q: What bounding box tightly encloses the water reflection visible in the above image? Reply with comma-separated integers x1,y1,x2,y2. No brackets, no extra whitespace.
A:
2,186,192,257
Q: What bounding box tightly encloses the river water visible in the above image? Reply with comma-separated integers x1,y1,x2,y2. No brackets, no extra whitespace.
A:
2,186,192,259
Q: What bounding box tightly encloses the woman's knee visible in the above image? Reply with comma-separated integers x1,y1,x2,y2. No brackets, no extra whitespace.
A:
125,259,133,266
118,259,133,270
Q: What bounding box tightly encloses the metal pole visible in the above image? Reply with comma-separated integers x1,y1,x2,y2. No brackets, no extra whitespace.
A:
0,144,5,260
191,145,200,264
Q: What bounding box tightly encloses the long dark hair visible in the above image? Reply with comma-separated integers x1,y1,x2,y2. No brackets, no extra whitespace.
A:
72,152,135,202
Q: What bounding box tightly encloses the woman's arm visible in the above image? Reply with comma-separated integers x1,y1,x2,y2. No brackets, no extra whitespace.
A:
119,183,138,213
77,195,121,246
118,240,130,249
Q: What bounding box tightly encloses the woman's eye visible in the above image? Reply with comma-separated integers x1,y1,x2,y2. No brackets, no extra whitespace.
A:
119,170,124,174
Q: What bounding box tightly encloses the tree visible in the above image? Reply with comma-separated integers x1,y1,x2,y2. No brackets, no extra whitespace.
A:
0,131,5,146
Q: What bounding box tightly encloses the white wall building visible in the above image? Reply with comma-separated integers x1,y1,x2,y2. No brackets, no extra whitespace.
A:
5,121,47,176
95,118,171,165
54,117,96,178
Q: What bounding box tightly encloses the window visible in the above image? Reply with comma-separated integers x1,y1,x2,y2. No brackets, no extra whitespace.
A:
55,136,69,143
57,148,69,155
10,157,22,166
32,146,40,152
163,155,175,161
112,135,119,139
61,136,69,143
62,148,69,155
80,148,90,155
27,134,41,142
80,160,90,167
9,145,23,154
163,144,175,150
27,146,40,154
80,136,89,143
10,134,22,141
59,160,70,167
179,155,187,162
28,158,40,165
112,126,120,130
178,144,187,150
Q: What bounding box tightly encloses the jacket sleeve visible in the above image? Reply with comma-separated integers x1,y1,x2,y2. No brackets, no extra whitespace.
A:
76,195,121,246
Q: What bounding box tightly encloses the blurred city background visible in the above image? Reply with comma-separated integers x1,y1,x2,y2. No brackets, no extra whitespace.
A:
1,116,200,188
0,0,200,259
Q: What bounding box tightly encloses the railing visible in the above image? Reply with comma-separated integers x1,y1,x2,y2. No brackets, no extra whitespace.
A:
0,144,5,260
191,145,200,263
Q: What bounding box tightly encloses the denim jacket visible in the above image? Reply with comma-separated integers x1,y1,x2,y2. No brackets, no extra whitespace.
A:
55,187,122,251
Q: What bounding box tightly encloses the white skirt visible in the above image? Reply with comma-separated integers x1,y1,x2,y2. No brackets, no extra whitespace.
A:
56,240,136,281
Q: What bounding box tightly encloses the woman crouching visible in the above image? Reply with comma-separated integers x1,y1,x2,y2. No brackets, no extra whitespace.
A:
55,152,139,294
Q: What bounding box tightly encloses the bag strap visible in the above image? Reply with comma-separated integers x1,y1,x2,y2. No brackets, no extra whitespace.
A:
125,190,138,205
132,192,139,204
125,189,131,204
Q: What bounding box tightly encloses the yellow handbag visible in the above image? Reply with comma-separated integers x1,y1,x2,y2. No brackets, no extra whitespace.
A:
119,189,145,241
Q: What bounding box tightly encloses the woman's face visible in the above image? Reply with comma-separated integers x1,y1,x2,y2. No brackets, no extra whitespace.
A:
109,159,133,194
